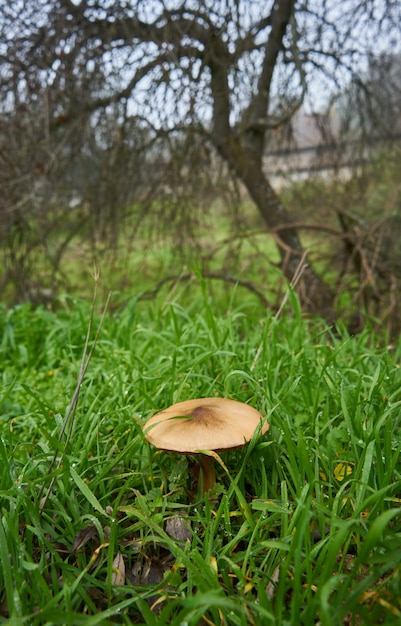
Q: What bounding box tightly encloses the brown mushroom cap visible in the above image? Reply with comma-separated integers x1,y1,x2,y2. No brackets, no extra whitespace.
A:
143,397,269,453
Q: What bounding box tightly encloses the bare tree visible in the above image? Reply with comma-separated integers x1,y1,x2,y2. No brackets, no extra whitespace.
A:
1,0,400,316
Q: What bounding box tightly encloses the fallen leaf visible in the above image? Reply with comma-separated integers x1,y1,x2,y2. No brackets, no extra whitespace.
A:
266,563,281,600
165,515,192,542
112,552,125,586
72,523,98,552
141,558,165,585
86,587,108,608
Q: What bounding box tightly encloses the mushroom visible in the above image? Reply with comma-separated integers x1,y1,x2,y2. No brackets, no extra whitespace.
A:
143,397,269,494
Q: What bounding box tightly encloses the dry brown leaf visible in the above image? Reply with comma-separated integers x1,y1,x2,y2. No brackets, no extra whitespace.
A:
72,523,98,552
141,558,165,585
165,515,192,542
111,552,125,586
266,563,281,600
86,587,108,608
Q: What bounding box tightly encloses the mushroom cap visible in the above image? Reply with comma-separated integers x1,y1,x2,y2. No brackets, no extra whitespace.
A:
143,397,269,453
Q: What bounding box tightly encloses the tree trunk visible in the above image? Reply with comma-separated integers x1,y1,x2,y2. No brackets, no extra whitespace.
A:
233,150,335,320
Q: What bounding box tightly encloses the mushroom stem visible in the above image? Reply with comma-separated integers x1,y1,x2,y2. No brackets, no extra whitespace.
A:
199,454,216,494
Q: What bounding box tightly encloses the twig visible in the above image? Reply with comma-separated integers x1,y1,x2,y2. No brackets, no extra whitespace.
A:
138,271,270,307
274,250,309,319
38,271,111,512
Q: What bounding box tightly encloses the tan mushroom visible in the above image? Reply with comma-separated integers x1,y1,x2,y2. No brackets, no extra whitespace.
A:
143,397,269,494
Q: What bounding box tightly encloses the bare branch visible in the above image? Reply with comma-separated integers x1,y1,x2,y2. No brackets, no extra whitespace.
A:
138,271,270,308
249,0,296,128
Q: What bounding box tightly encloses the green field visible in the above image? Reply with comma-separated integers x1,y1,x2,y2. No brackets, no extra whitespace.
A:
1,277,401,625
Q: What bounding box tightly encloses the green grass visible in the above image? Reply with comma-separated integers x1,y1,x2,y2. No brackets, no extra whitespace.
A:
1,281,401,625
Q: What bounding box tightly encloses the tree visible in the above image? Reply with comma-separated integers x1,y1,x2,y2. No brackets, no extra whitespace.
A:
1,0,400,317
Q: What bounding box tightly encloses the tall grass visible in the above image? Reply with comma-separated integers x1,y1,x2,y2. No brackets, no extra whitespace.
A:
1,283,401,625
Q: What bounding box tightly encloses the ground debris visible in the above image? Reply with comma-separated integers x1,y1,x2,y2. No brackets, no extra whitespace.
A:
165,513,192,542
72,523,98,552
111,551,125,586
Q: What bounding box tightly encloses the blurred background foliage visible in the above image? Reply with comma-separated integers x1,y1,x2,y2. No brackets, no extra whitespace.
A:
1,0,401,334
